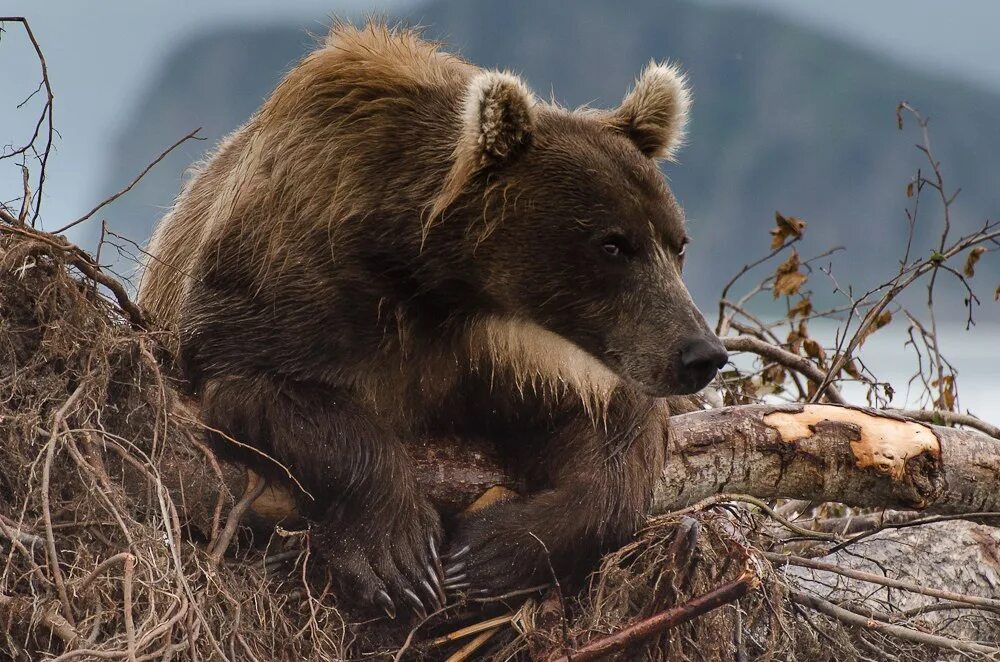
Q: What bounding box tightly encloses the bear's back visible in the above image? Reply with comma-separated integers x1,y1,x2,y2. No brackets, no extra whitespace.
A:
139,23,474,334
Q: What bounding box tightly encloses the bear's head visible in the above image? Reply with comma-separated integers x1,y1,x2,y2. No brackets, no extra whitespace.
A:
433,63,727,398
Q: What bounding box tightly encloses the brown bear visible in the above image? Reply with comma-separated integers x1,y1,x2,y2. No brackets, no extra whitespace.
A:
139,22,726,617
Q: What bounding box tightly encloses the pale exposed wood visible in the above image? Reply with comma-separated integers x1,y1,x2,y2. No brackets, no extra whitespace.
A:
763,404,939,483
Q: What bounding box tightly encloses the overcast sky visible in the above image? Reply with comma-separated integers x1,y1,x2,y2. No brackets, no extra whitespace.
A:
2,0,999,242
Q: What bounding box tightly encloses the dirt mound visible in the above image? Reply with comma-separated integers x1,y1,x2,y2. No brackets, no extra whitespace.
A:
0,231,347,660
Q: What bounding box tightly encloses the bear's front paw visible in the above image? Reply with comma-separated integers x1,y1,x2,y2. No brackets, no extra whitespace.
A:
442,501,555,599
315,498,444,619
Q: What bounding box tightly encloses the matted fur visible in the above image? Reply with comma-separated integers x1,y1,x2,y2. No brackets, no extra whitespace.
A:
140,22,474,333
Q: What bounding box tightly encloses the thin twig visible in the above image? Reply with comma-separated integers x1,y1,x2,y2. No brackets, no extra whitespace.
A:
430,614,515,647
18,164,31,223
824,510,1000,554
173,412,312,500
0,17,54,226
42,384,87,628
716,237,800,336
789,589,998,655
0,223,148,328
208,473,267,568
72,552,132,593
902,600,1000,618
0,513,44,547
723,335,846,404
888,408,1000,440
123,553,137,662
813,223,1000,403
667,494,842,542
187,432,228,546
0,594,83,648
54,128,202,235
445,627,500,662
766,552,1000,610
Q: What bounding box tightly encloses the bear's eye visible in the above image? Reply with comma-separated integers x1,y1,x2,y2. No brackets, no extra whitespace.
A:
600,234,634,259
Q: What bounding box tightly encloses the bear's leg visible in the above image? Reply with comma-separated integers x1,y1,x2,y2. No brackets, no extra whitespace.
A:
443,389,665,596
200,374,443,616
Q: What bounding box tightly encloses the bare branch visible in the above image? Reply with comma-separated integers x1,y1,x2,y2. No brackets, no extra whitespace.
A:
887,407,1000,440
723,335,846,404
54,128,203,235
766,552,1000,611
0,17,54,226
789,590,998,656
549,563,761,662
0,222,148,328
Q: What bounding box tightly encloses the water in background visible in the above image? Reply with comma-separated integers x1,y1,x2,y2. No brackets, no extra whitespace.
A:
726,320,1000,424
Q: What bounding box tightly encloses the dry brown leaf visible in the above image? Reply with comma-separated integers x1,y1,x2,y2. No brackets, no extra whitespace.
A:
773,250,807,298
931,374,954,390
803,338,826,364
770,211,807,249
937,386,956,411
856,310,892,346
763,364,786,386
789,298,813,319
786,329,802,355
906,181,914,198
832,353,863,380
964,246,986,278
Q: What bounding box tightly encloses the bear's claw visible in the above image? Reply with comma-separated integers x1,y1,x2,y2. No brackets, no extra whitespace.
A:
402,588,427,617
374,590,396,619
315,498,442,618
443,545,471,563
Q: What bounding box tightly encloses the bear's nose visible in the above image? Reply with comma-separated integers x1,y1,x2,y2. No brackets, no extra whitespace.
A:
680,336,728,388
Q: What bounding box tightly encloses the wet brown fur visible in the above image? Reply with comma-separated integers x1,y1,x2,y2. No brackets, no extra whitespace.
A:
139,21,718,610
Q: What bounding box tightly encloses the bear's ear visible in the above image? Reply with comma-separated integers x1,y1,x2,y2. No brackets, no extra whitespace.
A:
460,70,536,164
608,61,691,161
429,71,535,224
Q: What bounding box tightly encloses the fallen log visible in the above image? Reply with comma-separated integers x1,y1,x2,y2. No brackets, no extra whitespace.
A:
193,402,1000,528
656,403,1000,514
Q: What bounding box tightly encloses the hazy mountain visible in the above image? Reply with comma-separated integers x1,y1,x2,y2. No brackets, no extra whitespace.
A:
86,0,999,317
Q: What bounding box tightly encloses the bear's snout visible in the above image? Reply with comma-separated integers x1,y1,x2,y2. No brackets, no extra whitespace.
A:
676,335,728,393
